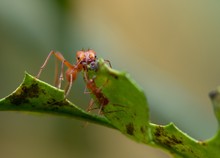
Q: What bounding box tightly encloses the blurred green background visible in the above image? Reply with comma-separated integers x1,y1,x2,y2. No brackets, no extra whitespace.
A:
0,0,220,157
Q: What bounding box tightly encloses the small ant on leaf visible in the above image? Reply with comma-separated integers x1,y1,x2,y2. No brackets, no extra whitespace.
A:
36,49,111,101
36,49,100,97
36,49,114,115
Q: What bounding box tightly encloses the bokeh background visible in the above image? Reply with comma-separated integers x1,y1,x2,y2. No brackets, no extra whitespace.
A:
0,0,220,158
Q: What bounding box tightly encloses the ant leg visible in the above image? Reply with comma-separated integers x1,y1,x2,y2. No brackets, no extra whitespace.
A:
98,105,104,115
97,79,109,92
54,58,59,87
83,71,89,92
64,68,78,98
54,59,64,88
64,74,73,98
57,60,64,89
86,99,95,112
83,99,95,128
83,71,95,94
84,70,109,94
55,52,73,68
36,50,73,79
83,70,89,82
36,50,55,78
86,99,107,115
104,59,112,68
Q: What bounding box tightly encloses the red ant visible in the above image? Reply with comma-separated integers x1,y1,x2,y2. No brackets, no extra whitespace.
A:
36,49,116,115
36,49,98,97
36,49,111,98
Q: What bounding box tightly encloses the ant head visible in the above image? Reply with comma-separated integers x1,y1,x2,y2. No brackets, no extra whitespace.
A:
76,49,97,64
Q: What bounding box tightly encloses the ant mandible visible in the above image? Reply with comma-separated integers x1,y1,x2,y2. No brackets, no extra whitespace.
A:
36,49,100,97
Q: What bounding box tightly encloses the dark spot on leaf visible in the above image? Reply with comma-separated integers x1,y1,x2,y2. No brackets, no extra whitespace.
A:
8,83,41,105
23,83,40,98
154,126,163,137
170,135,183,145
126,123,134,135
8,90,30,105
46,99,70,112
154,126,183,147
198,141,207,146
47,98,69,107
189,149,194,153
154,126,202,157
113,75,118,79
109,71,119,79
47,98,57,105
115,116,120,120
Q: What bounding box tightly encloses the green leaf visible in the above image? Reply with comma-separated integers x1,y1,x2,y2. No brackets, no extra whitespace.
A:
0,72,114,129
1,58,220,158
86,59,151,143
85,59,220,158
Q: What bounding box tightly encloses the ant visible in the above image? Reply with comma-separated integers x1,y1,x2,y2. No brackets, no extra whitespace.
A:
36,49,99,97
83,72,109,114
36,49,111,98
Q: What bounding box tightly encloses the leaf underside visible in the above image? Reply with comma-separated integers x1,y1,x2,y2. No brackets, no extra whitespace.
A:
0,58,220,158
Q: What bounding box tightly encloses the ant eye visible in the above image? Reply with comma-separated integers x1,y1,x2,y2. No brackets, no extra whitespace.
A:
77,57,80,60
95,55,97,58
